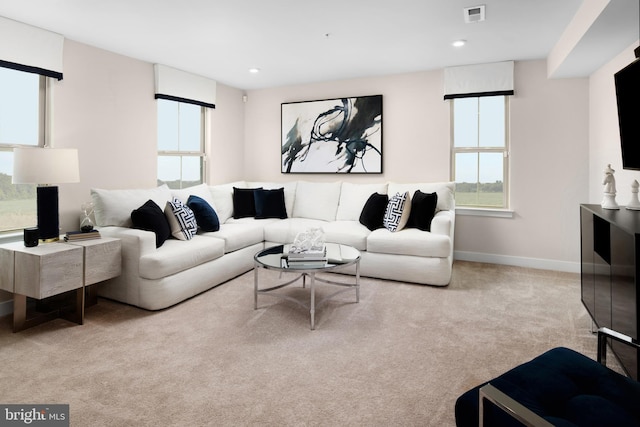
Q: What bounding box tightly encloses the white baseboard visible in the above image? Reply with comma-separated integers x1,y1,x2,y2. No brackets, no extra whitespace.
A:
0,299,13,317
454,251,581,274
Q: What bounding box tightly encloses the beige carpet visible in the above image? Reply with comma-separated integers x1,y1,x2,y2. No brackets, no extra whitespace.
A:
0,261,600,426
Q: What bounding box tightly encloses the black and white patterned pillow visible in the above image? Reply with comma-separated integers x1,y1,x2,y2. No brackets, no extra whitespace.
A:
165,197,198,240
383,191,411,232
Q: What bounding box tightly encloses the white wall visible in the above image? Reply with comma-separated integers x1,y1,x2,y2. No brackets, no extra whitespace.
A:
244,71,450,183
243,60,590,271
51,39,245,234
589,41,640,203
53,39,157,235
457,60,589,270
209,83,246,184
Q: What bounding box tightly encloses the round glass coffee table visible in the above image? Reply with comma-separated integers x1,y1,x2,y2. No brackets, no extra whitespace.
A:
254,243,361,330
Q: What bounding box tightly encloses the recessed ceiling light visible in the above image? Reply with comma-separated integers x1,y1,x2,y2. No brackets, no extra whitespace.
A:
248,68,260,74
452,40,466,48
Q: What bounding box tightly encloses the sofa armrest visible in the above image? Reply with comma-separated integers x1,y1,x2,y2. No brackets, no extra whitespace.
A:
597,327,640,366
478,384,554,427
98,226,157,258
431,210,455,237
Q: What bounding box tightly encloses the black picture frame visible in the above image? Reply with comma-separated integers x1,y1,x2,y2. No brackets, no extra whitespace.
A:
281,94,383,174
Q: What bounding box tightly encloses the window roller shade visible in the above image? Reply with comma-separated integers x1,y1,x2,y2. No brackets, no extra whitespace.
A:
0,16,64,80
444,61,514,100
154,64,216,109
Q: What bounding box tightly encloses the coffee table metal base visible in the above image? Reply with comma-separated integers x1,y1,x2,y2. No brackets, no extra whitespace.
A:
254,264,360,330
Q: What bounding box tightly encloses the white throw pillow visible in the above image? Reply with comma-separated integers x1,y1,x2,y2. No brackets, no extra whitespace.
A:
164,198,198,240
336,182,388,221
91,184,172,227
292,181,342,221
383,191,412,232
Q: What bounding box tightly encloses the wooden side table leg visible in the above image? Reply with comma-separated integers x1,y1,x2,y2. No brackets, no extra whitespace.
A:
75,286,85,325
13,294,63,333
85,284,98,307
60,287,85,325
13,294,27,333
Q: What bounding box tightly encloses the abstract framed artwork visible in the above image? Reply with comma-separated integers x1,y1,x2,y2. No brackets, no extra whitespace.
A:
281,95,382,174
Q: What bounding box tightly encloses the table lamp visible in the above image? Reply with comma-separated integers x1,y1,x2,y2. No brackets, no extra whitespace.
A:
12,147,80,242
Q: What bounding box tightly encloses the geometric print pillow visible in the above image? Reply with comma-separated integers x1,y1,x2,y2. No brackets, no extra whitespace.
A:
164,197,198,241
383,191,412,232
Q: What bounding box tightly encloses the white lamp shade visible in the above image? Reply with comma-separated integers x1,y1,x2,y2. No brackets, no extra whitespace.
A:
12,147,80,184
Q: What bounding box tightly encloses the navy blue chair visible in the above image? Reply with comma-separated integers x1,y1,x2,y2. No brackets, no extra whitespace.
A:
455,328,640,427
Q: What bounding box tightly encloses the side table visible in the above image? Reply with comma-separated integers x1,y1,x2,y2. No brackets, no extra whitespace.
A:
0,237,121,332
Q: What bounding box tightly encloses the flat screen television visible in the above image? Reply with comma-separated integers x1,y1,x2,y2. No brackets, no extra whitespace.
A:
615,55,640,170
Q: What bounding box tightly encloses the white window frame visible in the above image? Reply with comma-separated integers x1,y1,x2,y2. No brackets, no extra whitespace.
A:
157,100,207,189
450,95,511,212
0,69,47,236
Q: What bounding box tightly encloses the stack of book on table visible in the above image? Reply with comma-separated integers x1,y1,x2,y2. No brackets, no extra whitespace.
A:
64,229,101,241
287,245,327,268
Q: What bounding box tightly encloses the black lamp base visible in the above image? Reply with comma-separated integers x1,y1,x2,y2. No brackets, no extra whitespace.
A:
37,186,60,241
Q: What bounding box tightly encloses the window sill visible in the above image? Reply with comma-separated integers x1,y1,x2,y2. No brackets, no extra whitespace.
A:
0,231,22,245
455,207,514,218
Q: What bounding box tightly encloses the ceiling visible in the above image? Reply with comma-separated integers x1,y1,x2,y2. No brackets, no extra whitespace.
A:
0,0,638,90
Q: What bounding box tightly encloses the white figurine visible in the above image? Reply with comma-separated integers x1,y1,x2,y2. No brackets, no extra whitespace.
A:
601,164,620,210
627,180,640,210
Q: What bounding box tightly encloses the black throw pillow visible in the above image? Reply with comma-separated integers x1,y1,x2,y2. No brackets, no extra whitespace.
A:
407,190,438,231
187,195,220,232
254,188,288,219
233,187,262,219
359,193,389,231
131,199,171,248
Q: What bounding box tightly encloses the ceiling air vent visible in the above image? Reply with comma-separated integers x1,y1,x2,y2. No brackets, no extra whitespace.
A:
464,5,485,23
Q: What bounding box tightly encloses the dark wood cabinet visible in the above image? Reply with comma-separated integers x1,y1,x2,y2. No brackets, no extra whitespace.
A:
580,204,639,379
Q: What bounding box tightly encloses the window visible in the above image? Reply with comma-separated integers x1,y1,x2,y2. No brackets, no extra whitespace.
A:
0,67,45,233
451,95,509,208
157,99,205,189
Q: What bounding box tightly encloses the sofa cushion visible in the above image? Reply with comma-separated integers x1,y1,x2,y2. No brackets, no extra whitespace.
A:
171,183,217,208
200,221,266,253
406,190,438,232
131,199,171,248
359,192,389,231
209,181,246,224
388,182,455,212
293,181,341,221
264,218,329,244
383,191,412,232
139,235,225,280
164,198,198,241
336,182,388,221
322,221,370,251
254,188,288,219
187,195,220,232
91,184,172,227
367,228,451,258
233,187,261,219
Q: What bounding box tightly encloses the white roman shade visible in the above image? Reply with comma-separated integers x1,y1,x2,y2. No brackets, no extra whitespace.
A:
154,64,216,109
443,61,514,99
0,16,64,80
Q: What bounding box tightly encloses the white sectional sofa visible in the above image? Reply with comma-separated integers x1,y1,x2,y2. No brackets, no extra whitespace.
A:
91,180,455,310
